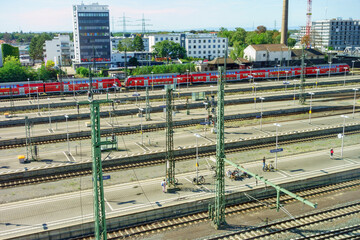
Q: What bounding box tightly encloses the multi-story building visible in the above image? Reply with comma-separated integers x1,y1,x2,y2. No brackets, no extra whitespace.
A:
147,33,227,60
110,36,149,51
185,34,227,59
298,18,360,51
44,35,74,66
147,34,185,52
72,3,111,65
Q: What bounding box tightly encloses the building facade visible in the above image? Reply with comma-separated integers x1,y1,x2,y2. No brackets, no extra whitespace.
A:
44,35,74,66
298,18,360,50
147,34,185,52
243,44,291,64
147,33,227,60
185,34,227,59
72,3,111,64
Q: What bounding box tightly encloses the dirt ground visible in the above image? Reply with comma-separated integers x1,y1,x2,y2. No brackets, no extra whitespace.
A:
134,185,360,240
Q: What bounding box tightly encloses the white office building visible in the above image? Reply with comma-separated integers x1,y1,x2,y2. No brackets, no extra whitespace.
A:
185,34,227,59
44,35,74,66
298,18,360,50
147,33,227,60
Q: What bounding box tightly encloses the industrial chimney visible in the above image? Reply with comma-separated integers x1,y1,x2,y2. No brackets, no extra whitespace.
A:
281,0,288,45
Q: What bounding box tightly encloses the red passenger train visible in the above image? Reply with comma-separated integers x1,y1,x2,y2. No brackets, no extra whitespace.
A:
0,77,121,98
124,63,350,88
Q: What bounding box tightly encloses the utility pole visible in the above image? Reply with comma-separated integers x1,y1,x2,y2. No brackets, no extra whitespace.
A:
165,86,176,190
25,116,36,162
145,86,151,121
186,97,190,115
58,56,63,96
209,67,226,229
299,45,306,104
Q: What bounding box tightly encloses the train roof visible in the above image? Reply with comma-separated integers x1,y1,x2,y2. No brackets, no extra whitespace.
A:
59,77,118,83
0,81,43,86
127,63,349,79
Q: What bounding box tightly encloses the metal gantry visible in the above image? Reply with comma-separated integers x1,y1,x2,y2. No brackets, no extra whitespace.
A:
145,86,151,121
78,99,117,240
165,87,176,189
209,67,226,229
299,46,306,104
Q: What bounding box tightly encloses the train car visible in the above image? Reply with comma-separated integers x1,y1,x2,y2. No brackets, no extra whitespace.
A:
0,81,44,97
44,77,121,94
124,63,350,88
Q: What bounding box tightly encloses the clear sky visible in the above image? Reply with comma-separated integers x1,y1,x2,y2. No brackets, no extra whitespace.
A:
0,0,359,33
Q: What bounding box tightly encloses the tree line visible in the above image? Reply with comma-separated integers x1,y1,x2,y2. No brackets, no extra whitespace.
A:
218,26,296,60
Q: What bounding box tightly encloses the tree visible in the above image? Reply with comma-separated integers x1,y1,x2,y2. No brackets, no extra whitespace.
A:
128,57,139,66
29,33,52,61
0,56,30,82
230,28,247,46
230,42,247,60
133,35,144,51
255,25,267,34
1,44,19,59
287,38,296,47
152,40,186,62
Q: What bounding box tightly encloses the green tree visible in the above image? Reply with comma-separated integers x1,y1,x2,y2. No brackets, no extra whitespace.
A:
1,44,19,59
230,42,247,60
152,40,186,61
132,35,144,51
0,56,31,82
29,33,52,61
128,57,139,66
287,38,296,47
230,28,247,46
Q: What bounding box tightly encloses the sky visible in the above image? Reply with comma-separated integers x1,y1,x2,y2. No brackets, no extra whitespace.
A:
0,0,359,33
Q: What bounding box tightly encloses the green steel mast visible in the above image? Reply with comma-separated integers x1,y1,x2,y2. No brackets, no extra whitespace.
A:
299,45,306,104
145,86,151,121
209,67,226,229
165,87,176,189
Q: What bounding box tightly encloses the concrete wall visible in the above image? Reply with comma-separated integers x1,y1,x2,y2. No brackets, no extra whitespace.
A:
10,167,360,240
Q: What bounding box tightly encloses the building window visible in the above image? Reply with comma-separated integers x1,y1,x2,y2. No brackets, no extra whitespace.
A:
213,45,216,48
155,38,158,41
213,40,216,43
194,45,196,48
218,45,220,48
223,39,225,42
203,40,206,43
161,37,163,40
176,38,178,40
199,45,201,48
189,46,191,49
263,53,266,57
198,51,201,54
203,51,206,54
189,40,191,43
189,51,191,54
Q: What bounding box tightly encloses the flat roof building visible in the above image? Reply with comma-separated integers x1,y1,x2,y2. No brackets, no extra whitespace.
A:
72,3,111,65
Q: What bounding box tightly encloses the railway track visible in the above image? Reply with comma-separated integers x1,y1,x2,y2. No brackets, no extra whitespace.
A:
0,105,355,150
73,179,360,240
1,128,359,189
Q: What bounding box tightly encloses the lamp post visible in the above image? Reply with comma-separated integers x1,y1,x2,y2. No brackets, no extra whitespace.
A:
340,115,349,159
277,65,280,81
315,69,320,88
293,80,298,105
151,72,154,91
253,82,258,109
194,133,201,184
65,115,70,153
353,88,358,119
47,98,52,130
285,70,289,83
249,66,253,84
27,78,31,101
328,62,332,78
259,97,265,130
135,80,138,106
308,92,315,124
139,108,144,145
352,60,355,76
36,87,40,116
343,67,348,86
274,123,281,170
72,76,75,99
186,69,189,89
